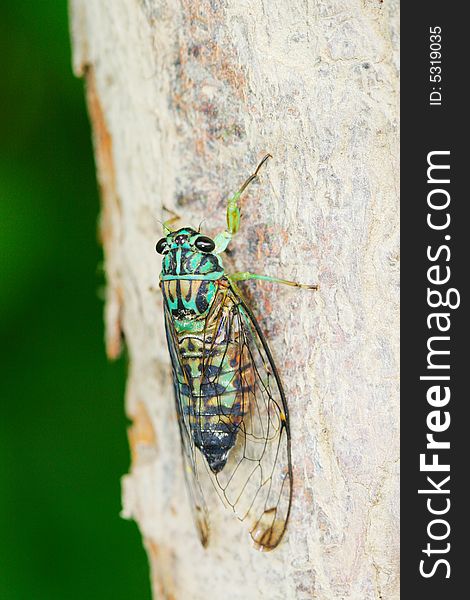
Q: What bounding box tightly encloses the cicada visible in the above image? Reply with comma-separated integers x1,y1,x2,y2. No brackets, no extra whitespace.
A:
155,155,317,551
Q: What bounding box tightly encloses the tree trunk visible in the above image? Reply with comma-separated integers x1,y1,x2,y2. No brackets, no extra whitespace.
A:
70,1,399,598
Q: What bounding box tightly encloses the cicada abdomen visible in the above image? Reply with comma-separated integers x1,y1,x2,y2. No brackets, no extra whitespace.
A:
162,275,251,474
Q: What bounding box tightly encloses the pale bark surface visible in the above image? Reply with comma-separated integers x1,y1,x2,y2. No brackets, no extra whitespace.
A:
70,1,399,598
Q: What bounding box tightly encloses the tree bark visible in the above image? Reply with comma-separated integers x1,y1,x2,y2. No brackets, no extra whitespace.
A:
70,1,399,598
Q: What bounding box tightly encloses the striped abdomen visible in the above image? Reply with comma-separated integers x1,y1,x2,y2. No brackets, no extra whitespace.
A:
164,278,253,473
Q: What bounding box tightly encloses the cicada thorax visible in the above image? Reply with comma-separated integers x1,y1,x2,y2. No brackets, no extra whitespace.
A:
163,276,255,474
161,278,218,321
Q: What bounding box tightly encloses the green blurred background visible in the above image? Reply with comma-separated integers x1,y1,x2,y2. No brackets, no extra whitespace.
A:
1,4,151,599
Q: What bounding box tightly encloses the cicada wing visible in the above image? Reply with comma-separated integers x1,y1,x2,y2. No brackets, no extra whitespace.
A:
200,282,293,551
163,304,210,547
175,408,210,547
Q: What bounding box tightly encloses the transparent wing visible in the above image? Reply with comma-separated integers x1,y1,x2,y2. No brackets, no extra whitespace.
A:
163,305,210,547
199,281,293,551
164,279,293,551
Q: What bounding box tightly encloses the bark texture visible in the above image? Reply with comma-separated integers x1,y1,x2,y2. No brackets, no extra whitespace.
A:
70,1,399,598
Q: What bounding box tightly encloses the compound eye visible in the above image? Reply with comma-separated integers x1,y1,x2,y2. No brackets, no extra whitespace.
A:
155,238,168,254
194,236,215,252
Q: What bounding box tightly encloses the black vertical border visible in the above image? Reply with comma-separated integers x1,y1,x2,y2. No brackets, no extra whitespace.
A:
401,3,466,597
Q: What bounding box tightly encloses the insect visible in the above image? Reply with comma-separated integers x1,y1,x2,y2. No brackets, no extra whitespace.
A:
156,155,317,550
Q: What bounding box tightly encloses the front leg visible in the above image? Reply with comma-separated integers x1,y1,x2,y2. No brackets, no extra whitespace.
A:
214,154,272,253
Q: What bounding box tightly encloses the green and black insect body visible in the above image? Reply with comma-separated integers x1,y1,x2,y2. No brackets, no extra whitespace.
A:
156,155,317,551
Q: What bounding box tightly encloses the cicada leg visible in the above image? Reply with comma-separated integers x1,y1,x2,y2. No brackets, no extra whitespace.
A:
214,154,272,253
229,271,318,290
162,215,179,233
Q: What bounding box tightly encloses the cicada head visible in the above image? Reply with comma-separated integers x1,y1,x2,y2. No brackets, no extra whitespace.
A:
156,227,225,281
